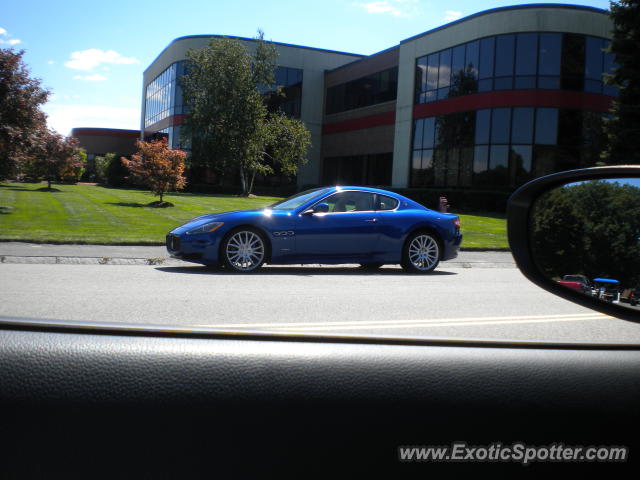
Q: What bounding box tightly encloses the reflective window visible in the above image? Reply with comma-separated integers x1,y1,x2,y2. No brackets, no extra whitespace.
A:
491,108,511,144
326,67,398,114
516,33,537,76
144,63,178,128
324,191,375,212
415,32,616,104
511,108,534,144
410,107,603,189
535,108,558,145
494,35,515,78
475,109,491,145
376,195,399,210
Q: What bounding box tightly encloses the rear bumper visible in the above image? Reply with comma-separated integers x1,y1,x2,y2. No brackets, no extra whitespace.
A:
442,233,462,261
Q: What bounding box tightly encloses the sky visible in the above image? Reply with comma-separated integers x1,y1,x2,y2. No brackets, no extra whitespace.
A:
1,0,611,136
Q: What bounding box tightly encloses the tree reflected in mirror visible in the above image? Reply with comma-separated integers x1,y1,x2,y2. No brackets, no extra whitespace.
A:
531,178,640,309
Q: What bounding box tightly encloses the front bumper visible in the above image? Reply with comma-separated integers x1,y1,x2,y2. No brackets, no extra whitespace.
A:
166,233,219,264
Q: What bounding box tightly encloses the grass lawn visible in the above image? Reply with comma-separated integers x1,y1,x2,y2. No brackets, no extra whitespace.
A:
457,213,508,249
0,182,508,249
0,183,280,244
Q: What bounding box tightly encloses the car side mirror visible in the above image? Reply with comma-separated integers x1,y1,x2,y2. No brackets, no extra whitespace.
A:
507,165,640,323
302,202,329,215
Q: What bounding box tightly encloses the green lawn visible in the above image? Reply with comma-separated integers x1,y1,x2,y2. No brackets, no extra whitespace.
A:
0,182,508,249
457,213,508,249
0,183,280,244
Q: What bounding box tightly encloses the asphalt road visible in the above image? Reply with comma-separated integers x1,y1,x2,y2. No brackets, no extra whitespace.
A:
2,260,640,345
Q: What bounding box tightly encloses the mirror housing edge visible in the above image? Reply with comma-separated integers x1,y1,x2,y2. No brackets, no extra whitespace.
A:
507,165,640,324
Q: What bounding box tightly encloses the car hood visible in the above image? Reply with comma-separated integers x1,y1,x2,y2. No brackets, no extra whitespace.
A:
170,209,274,234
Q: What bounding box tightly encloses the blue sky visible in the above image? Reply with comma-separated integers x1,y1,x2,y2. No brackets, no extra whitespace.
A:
2,0,610,135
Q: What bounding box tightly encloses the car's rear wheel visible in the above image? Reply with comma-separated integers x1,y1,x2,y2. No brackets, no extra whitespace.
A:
222,228,266,273
401,232,440,273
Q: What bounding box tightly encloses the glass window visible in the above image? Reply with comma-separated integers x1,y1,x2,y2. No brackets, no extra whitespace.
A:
538,33,561,76
438,49,452,88
465,41,479,79
413,119,424,150
325,191,375,212
426,54,439,91
376,195,399,210
423,117,435,149
473,145,489,174
475,109,491,144
561,34,585,91
535,108,558,145
491,108,511,144
479,37,495,79
516,33,537,76
488,145,510,185
511,107,534,144
416,57,428,94
585,37,604,80
511,145,533,185
452,45,466,77
495,35,515,77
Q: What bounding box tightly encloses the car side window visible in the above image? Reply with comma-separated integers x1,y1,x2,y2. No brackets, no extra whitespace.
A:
376,195,399,211
323,192,375,213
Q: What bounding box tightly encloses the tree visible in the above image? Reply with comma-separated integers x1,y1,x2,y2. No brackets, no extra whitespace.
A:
122,138,186,206
602,0,640,163
181,31,310,195
0,48,50,179
24,128,83,190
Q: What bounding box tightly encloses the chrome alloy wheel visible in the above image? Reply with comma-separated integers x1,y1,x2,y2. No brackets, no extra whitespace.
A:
407,234,439,271
225,230,265,272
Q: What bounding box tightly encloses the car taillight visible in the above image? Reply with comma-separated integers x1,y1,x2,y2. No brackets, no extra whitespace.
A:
452,218,461,231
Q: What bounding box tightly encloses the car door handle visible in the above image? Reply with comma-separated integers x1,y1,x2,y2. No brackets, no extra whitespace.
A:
364,218,378,223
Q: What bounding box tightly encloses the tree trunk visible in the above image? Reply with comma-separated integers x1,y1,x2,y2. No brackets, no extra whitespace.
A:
249,170,257,196
47,178,52,189
160,191,164,203
239,167,248,196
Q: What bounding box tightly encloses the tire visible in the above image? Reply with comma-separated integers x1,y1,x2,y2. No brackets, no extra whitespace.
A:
359,262,384,270
401,231,441,273
221,228,267,273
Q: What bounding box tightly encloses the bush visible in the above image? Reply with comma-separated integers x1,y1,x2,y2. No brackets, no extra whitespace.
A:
105,153,129,187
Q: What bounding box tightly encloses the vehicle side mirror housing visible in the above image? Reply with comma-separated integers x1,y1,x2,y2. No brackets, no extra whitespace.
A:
507,165,640,323
302,203,329,215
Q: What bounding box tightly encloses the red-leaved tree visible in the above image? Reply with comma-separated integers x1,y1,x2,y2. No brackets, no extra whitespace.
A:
26,128,83,189
122,138,187,205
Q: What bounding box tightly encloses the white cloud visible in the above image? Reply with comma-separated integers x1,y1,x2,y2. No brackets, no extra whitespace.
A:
42,103,140,136
47,60,55,65
0,28,21,45
444,10,462,22
354,0,418,18
64,49,139,71
73,74,108,81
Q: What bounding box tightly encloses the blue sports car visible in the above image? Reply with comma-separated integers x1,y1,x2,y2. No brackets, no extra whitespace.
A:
166,186,462,273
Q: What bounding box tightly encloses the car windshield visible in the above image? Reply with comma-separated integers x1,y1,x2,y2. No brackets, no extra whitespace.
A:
268,188,329,210
2,0,638,347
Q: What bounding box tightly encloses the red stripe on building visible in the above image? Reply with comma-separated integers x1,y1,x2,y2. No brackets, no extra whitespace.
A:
322,111,396,135
413,90,614,119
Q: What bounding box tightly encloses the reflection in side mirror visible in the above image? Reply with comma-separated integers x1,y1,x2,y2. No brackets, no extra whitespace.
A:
530,178,640,311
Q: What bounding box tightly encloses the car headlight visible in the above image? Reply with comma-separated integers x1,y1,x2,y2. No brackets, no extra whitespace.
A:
185,222,224,235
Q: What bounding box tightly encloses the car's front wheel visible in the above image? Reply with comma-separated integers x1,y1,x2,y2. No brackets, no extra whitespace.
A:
222,228,267,273
401,231,440,273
